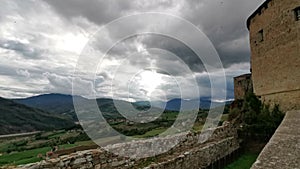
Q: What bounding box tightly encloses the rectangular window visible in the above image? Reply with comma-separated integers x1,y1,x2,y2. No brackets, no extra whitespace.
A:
238,81,241,85
258,29,264,42
295,7,300,21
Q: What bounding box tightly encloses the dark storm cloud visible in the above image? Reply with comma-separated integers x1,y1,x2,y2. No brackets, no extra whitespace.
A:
43,0,180,25
0,39,44,59
106,34,206,75
141,35,206,73
43,0,132,25
43,0,264,70
181,0,264,67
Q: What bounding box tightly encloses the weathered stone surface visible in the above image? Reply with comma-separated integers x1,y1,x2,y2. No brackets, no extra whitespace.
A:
146,137,239,169
251,110,300,169
248,0,300,111
14,124,239,169
72,158,86,165
234,74,252,100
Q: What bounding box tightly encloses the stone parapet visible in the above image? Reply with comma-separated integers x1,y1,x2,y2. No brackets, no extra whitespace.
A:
251,110,300,169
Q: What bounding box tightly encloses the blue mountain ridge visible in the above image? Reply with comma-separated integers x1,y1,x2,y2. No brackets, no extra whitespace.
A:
14,93,232,116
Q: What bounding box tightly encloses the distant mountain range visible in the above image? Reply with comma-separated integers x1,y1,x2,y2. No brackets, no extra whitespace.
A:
165,97,233,111
14,94,158,121
0,97,75,135
0,93,232,134
14,93,232,114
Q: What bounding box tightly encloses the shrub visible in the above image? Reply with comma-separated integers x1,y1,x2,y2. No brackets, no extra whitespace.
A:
230,92,284,142
228,108,241,121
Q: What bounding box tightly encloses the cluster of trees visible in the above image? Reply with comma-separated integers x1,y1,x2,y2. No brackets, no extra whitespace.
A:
111,111,179,137
4,140,29,153
35,132,90,145
229,92,284,141
116,127,157,136
3,131,91,154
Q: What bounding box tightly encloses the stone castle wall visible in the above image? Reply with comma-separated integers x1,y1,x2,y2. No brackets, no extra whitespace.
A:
234,73,252,100
261,89,300,111
248,0,300,111
18,124,239,169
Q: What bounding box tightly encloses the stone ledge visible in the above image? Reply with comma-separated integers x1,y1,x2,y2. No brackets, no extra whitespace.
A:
251,110,300,169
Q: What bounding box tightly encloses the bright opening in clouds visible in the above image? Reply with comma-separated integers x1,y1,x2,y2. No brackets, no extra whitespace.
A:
133,70,163,97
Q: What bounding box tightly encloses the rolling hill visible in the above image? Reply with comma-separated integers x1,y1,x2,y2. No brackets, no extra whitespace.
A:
0,97,75,135
13,93,232,122
14,93,85,121
14,94,166,121
165,97,218,111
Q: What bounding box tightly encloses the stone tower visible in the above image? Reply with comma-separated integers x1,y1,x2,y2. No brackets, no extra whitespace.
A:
234,73,252,100
247,0,300,111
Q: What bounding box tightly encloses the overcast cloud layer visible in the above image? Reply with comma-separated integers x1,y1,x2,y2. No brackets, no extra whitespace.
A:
0,0,264,101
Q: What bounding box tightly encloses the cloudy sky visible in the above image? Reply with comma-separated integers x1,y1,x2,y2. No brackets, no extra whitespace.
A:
0,0,264,102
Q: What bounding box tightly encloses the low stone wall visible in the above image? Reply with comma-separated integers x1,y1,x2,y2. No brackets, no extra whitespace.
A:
104,123,237,159
18,123,239,169
145,137,239,169
251,110,300,169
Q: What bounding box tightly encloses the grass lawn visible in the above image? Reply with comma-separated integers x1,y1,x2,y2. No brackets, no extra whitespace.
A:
0,143,80,166
59,143,77,149
192,122,203,132
224,153,259,169
75,140,95,146
0,146,51,166
48,132,65,139
133,127,167,138
221,114,229,121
